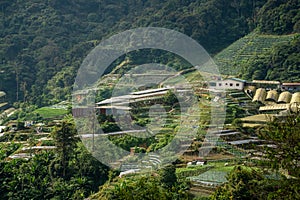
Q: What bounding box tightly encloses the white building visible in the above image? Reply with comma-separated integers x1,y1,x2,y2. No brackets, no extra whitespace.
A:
209,78,246,90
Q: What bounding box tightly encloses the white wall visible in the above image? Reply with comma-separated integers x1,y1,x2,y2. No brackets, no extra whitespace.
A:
209,79,244,90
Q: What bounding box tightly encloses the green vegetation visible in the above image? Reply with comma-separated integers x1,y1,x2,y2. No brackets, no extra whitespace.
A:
257,0,300,34
0,143,21,160
0,0,299,199
212,165,300,200
258,115,300,177
34,107,68,119
176,165,213,181
0,0,298,105
211,115,300,199
91,165,190,200
0,0,269,105
0,116,109,199
215,31,300,81
214,32,297,76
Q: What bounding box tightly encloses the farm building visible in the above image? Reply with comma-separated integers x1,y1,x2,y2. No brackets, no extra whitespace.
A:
209,78,246,90
72,107,94,117
259,104,289,112
281,83,300,92
96,94,134,106
251,80,281,89
0,126,6,132
278,91,292,103
290,92,300,104
96,105,131,115
95,87,172,115
265,90,279,102
252,90,300,105
252,88,267,103
257,92,300,114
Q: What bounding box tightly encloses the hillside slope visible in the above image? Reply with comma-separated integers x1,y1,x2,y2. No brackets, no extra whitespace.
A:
214,31,298,76
0,0,267,105
1,0,299,105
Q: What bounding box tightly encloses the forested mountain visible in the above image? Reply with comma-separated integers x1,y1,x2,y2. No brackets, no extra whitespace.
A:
0,0,299,105
257,0,300,34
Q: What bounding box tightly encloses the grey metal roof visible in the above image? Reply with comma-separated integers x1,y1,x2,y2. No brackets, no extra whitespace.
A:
131,87,171,95
96,88,171,105
228,139,260,145
95,105,132,110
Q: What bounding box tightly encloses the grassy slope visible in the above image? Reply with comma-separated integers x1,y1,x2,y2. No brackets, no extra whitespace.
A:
34,107,68,119
214,31,297,76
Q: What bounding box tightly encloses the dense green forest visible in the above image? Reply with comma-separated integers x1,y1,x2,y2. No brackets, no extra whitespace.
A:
0,0,287,105
0,116,110,199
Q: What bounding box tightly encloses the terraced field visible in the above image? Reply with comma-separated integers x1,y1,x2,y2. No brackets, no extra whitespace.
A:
214,32,297,75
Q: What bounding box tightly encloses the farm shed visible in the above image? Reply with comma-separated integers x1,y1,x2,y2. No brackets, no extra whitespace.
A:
252,88,266,103
96,105,131,115
95,87,171,116
278,91,292,103
265,90,278,102
259,104,289,112
252,80,281,89
290,92,300,104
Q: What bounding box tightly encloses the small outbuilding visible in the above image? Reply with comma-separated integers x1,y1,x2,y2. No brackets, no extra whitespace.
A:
278,91,292,103
252,88,267,103
265,90,279,102
290,92,300,104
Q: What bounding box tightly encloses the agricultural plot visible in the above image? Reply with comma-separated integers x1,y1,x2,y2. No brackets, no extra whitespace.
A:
189,170,228,186
214,32,297,75
34,107,68,119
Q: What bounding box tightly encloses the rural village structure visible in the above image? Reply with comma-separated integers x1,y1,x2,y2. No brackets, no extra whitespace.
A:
95,87,172,115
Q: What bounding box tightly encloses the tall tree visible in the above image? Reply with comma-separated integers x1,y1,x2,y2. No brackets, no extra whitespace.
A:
52,115,78,177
